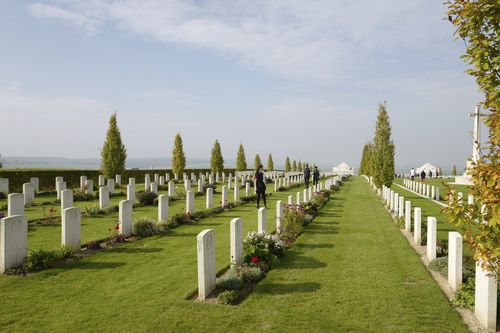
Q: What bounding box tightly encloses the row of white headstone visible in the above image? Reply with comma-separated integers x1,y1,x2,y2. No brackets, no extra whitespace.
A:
369,177,497,331
403,179,441,201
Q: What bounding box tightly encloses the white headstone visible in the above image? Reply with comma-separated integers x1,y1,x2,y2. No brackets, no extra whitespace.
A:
85,180,94,194
129,177,135,185
296,192,302,206
0,178,9,195
467,195,474,205
7,193,24,217
61,189,73,210
448,232,463,291
158,194,169,222
426,217,437,261
119,199,133,236
168,181,175,197
435,186,440,201
230,218,243,266
22,183,34,206
276,200,284,234
197,229,216,300
405,201,411,231
245,182,250,197
0,215,28,273
154,174,159,184
99,186,109,209
234,184,239,202
184,180,191,191
150,182,158,194
56,181,66,200
198,179,203,193
414,207,421,245
288,195,293,206
30,177,39,193
98,175,105,186
221,186,227,208
186,190,194,214
145,175,151,191
398,196,404,218
80,176,87,191
159,176,165,186
116,174,122,186
206,188,213,209
61,207,81,251
258,207,267,233
127,184,135,201
474,260,498,331
107,179,115,194
55,176,63,190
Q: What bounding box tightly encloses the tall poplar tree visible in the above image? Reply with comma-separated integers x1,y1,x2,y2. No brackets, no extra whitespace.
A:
298,161,303,172
359,142,374,176
100,113,127,178
254,154,262,170
372,104,395,188
236,144,247,171
172,133,186,175
292,160,297,171
210,140,224,173
285,157,291,172
267,154,274,171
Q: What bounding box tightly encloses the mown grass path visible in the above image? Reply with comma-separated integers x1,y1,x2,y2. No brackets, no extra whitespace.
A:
0,177,469,332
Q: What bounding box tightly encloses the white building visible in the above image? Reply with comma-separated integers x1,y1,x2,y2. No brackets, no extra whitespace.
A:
332,162,354,176
416,163,439,177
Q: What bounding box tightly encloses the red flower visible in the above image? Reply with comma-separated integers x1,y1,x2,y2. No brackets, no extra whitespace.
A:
115,224,120,231
251,256,259,263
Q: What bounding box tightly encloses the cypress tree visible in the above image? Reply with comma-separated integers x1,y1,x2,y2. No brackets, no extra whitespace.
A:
267,154,274,171
172,133,186,175
298,161,303,172
254,154,262,170
292,160,297,171
372,103,395,188
210,140,224,173
236,144,247,171
452,165,457,176
100,113,127,179
285,157,291,172
359,142,374,176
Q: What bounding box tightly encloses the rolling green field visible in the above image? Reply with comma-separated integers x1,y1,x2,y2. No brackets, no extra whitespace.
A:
0,177,469,332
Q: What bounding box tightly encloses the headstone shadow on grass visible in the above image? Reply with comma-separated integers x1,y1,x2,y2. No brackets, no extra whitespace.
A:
295,243,334,249
275,252,327,270
255,282,321,295
110,247,163,254
73,261,126,270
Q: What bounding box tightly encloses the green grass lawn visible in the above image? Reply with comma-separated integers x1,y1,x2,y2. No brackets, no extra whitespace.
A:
0,177,469,332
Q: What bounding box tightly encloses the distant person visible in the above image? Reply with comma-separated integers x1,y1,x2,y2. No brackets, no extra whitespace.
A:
410,168,415,180
420,170,426,182
429,170,433,178
436,169,440,178
304,164,311,188
254,164,267,209
313,166,320,186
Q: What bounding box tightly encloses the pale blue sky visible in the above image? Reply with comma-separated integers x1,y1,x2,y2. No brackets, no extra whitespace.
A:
0,0,484,171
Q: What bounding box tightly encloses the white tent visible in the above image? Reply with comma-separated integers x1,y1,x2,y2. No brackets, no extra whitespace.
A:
332,162,354,176
416,163,439,176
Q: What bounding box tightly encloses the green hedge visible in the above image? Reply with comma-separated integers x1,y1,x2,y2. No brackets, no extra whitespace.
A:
0,168,236,192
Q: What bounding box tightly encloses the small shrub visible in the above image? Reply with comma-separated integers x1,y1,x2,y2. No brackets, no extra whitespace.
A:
238,265,265,283
103,205,119,214
216,275,244,291
243,232,285,271
429,256,448,277
83,204,104,216
217,290,239,305
240,195,257,203
137,191,158,205
0,192,6,200
281,207,305,240
109,191,126,198
73,191,95,201
24,246,73,272
86,241,101,250
436,239,448,257
452,278,475,309
133,217,159,237
397,217,405,229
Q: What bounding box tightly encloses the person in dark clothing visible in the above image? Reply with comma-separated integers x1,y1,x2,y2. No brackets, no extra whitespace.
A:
254,164,267,209
304,164,311,188
420,170,426,182
313,166,320,186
